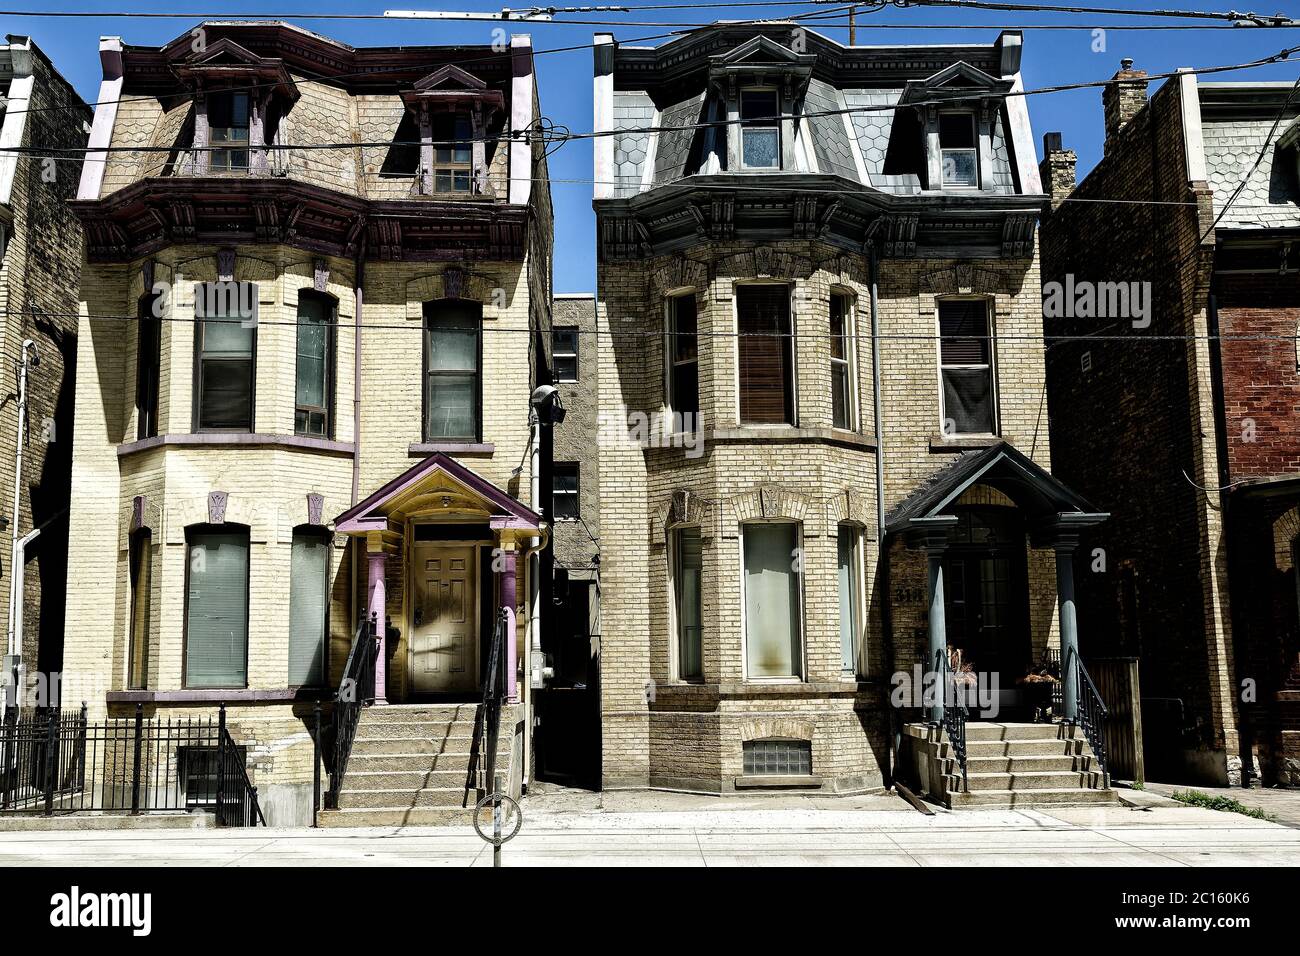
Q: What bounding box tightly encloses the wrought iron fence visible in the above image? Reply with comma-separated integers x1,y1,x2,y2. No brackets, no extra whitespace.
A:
0,703,264,825
325,614,378,810
933,649,968,791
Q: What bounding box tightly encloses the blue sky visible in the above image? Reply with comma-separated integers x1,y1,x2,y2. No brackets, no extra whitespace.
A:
10,1,1299,292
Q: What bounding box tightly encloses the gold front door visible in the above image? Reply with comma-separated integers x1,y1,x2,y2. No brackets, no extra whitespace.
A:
411,544,479,694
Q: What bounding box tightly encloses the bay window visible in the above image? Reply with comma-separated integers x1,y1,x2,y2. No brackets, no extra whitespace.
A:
288,528,330,687
837,524,862,678
673,526,703,682
666,293,699,428
737,285,794,425
136,292,161,440
295,290,335,438
127,529,152,690
184,527,250,689
830,291,854,430
195,282,256,432
742,522,803,679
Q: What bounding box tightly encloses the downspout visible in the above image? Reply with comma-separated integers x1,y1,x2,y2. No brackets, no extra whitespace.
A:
869,242,898,783
526,417,542,788
10,509,64,699
351,240,365,633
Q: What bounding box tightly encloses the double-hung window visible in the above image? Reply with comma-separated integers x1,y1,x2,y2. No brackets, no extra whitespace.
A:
431,111,473,193
295,291,335,438
740,89,780,170
288,528,330,687
830,292,855,430
666,293,699,429
423,300,481,441
552,463,580,520
673,526,703,682
737,285,794,425
208,91,250,173
742,522,803,679
939,112,978,188
195,282,256,432
552,327,579,383
938,299,996,435
184,527,250,689
136,292,162,439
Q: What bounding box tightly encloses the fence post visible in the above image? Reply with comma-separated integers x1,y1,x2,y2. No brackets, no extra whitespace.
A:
130,702,143,814
42,710,57,816
312,702,321,827
1,707,15,809
216,703,227,825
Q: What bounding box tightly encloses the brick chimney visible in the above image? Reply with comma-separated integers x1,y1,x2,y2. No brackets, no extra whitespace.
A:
1102,58,1148,151
1038,131,1076,211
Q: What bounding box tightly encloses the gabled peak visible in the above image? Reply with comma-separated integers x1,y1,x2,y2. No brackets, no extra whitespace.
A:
413,63,488,93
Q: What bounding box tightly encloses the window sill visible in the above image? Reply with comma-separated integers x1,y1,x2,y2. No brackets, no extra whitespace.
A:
929,434,1001,453
119,433,355,457
107,688,327,705
408,442,495,457
734,774,822,790
706,426,876,452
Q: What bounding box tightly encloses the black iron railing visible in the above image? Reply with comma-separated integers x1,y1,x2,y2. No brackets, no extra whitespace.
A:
326,613,379,810
464,607,509,807
934,649,968,791
1067,646,1109,781
0,703,263,825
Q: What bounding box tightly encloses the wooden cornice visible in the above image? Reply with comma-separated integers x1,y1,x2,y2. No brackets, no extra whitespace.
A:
71,177,528,263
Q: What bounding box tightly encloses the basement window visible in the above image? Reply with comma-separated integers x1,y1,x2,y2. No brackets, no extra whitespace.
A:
743,738,812,776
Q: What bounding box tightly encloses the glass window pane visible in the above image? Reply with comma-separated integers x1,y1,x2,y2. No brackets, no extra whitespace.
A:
426,311,479,371
742,128,779,168
832,363,851,430
670,296,697,362
743,523,801,678
741,90,778,121
199,359,253,430
675,527,703,681
837,526,859,675
942,149,978,186
288,532,329,686
202,314,254,355
425,374,477,439
185,531,249,688
942,367,995,434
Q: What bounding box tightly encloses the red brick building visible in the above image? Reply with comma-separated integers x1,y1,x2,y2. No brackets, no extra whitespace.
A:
1041,66,1300,787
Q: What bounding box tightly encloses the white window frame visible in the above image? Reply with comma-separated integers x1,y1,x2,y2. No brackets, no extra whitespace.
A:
739,86,781,171
664,289,700,433
738,520,806,683
938,110,979,189
552,461,580,521
733,280,798,428
837,523,866,679
935,296,999,438
552,326,579,383
829,289,858,432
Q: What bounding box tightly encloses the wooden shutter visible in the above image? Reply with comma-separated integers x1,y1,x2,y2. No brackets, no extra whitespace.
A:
737,285,793,424
184,529,250,688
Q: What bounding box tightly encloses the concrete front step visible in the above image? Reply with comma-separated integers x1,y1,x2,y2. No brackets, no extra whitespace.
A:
355,721,480,740
945,787,1119,809
961,770,1102,792
317,807,473,827
351,735,508,755
963,722,1080,742
337,787,468,810
341,769,477,789
965,754,1092,773
348,751,506,772
360,704,479,724
963,738,1085,757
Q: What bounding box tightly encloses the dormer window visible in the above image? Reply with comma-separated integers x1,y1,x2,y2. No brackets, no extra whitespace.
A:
740,89,780,170
208,91,250,173
939,112,977,187
432,111,474,193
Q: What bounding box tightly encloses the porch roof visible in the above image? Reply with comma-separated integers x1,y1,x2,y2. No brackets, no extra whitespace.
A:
333,452,541,535
885,441,1108,541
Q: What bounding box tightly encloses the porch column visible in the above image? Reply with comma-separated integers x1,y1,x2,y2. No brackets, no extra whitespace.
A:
499,545,518,704
906,518,956,724
1055,544,1079,722
367,547,388,705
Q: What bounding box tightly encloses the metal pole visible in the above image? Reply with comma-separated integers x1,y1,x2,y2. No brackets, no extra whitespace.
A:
42,708,56,816
493,773,502,868
849,6,857,44
1056,548,1079,722
312,702,322,826
927,552,947,724
216,703,227,825
130,702,143,814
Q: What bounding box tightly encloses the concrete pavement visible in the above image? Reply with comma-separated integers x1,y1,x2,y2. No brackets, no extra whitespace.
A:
1,796,1299,866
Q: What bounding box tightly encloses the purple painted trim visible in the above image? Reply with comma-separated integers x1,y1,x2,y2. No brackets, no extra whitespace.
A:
118,433,356,457
490,516,540,531
335,451,540,532
408,442,495,457
107,688,309,704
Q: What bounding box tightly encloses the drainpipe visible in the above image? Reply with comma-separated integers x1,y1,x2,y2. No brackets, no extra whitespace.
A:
351,240,365,507
5,340,38,668
525,417,542,786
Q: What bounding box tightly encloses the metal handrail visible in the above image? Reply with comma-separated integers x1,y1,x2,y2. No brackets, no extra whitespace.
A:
464,608,509,807
326,614,379,810
933,649,968,791
216,704,266,827
1066,646,1109,781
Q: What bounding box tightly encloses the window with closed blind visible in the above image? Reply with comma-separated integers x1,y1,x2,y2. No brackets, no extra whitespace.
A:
673,526,703,681
288,528,330,687
737,285,794,425
184,527,250,689
938,299,997,435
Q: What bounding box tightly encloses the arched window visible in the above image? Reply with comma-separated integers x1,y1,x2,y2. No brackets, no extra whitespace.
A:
423,299,482,441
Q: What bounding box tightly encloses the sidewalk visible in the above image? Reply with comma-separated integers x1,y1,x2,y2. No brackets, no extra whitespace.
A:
1,789,1299,866
1139,782,1300,829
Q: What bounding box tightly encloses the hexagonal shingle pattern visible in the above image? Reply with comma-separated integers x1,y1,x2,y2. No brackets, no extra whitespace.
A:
845,89,919,194
613,91,654,198
803,79,859,183
653,93,705,185
1202,115,1300,229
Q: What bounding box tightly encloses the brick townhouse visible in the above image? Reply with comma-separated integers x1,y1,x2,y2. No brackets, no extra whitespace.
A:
63,21,554,824
1041,64,1300,787
592,23,1113,806
0,36,90,705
